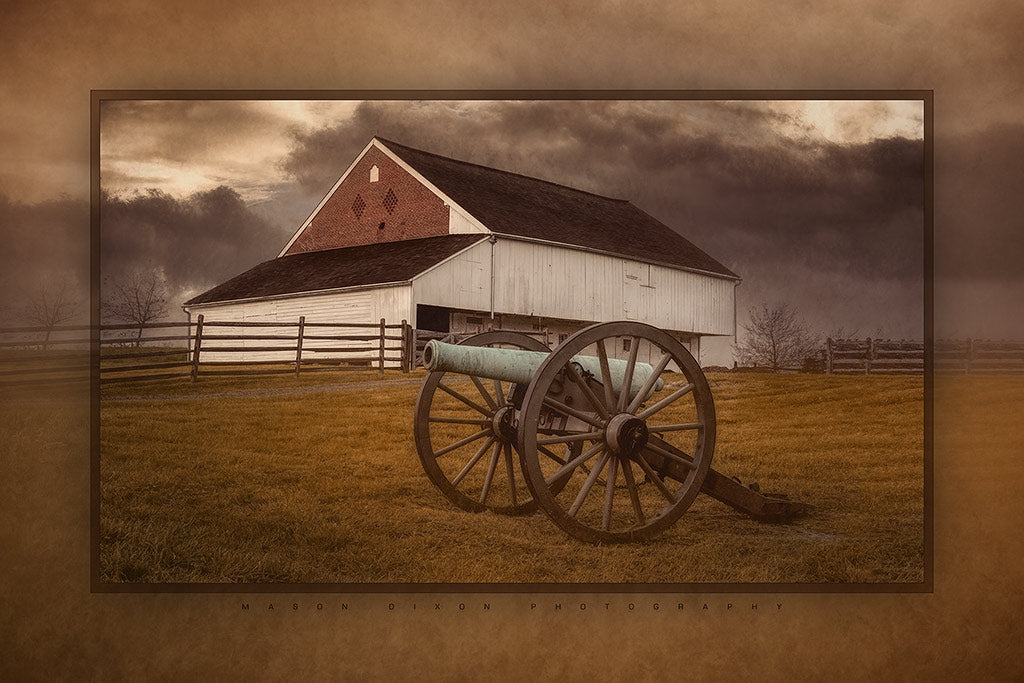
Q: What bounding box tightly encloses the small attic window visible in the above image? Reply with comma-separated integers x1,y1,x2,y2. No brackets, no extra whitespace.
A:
369,165,379,183
383,188,398,214
352,194,366,218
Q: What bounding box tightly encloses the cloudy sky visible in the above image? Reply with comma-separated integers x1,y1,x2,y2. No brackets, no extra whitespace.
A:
89,97,925,359
1,0,1021,350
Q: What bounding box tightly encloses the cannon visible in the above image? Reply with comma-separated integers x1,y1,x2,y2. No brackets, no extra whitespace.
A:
414,321,811,543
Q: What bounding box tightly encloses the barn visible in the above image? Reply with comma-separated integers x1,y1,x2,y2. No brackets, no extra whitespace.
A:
183,137,740,367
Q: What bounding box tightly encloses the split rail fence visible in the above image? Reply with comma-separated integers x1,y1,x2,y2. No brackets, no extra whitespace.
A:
826,338,1024,375
0,316,416,387
0,318,557,388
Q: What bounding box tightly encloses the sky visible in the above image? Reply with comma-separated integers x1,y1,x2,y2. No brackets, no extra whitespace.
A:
0,0,1021,353
86,97,926,365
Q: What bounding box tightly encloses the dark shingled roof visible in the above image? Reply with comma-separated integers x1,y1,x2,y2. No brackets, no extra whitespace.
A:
186,234,485,305
377,138,738,279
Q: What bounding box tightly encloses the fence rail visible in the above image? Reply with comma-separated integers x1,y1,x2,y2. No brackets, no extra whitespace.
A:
0,316,419,387
0,318,559,387
826,338,1024,375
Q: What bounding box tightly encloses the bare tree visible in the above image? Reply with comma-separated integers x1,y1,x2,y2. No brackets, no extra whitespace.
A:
736,302,817,372
21,277,81,349
103,270,168,345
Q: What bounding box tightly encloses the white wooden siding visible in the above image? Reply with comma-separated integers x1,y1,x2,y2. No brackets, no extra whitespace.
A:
186,285,412,365
412,240,492,316
448,207,489,234
488,239,734,336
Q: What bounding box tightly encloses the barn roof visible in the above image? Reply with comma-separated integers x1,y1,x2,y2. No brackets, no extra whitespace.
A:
377,138,739,279
185,234,485,306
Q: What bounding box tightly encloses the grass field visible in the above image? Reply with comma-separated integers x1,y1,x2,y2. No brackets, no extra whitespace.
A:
84,369,930,584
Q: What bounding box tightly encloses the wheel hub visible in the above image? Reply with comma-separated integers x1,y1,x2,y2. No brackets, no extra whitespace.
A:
492,405,518,442
605,413,649,456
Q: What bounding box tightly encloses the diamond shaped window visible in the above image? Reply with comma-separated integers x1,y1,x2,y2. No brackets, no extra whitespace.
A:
383,188,398,214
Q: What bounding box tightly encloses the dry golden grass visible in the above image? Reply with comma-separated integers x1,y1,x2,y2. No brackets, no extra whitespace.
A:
87,369,936,584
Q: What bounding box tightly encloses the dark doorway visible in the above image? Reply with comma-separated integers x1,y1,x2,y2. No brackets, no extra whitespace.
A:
416,304,450,332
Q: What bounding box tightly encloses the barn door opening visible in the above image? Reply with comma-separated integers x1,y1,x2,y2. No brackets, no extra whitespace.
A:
416,304,450,333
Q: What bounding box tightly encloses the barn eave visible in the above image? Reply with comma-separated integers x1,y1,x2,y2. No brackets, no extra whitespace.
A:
488,232,742,283
181,279,412,311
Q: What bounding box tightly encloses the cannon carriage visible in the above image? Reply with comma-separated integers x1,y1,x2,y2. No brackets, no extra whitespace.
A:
414,321,811,543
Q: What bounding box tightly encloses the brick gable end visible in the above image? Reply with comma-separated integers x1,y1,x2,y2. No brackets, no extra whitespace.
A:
284,146,450,255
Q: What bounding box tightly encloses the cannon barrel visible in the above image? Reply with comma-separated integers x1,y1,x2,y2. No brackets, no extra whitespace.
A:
423,339,664,400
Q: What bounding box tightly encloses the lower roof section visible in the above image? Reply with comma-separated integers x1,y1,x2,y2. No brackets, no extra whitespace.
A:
184,234,485,306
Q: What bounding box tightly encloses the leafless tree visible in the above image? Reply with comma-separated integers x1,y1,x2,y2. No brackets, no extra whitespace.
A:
827,325,860,342
103,270,168,346
21,277,80,349
736,302,817,372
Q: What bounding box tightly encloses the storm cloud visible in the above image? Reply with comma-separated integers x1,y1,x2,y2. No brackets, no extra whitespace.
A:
100,186,289,306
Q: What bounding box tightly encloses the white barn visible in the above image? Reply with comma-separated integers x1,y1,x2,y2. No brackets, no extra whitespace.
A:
184,137,740,366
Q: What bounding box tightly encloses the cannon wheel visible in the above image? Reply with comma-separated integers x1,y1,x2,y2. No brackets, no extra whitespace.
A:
518,321,716,543
415,330,562,515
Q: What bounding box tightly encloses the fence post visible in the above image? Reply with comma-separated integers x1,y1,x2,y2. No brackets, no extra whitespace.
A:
826,338,833,374
411,327,418,370
866,338,874,375
400,319,409,372
379,318,386,375
295,315,305,377
190,314,204,383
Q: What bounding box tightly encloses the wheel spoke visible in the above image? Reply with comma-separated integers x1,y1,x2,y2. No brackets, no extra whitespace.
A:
647,422,701,433
470,375,497,411
451,436,495,485
433,428,491,458
643,440,695,470
542,396,606,429
537,430,604,446
626,351,673,413
479,440,502,504
429,416,492,426
437,382,492,417
493,379,506,408
568,450,611,518
621,459,646,525
538,445,569,466
633,453,678,503
503,443,518,506
617,336,640,412
545,442,605,487
595,339,616,411
602,456,619,531
635,383,694,421
564,362,610,419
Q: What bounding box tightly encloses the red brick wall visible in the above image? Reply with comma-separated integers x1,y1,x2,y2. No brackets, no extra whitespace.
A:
284,145,450,255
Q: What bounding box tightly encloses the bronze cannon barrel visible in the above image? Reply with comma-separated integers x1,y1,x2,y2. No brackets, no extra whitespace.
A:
423,339,664,400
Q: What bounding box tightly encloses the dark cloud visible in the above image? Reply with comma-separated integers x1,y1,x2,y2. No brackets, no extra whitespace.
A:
100,187,291,307
280,101,800,197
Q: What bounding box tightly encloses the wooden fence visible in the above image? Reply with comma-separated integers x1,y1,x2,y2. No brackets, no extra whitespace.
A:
826,338,1024,375
0,315,414,387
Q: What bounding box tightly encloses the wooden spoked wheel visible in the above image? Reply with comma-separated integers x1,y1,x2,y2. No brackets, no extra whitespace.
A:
518,321,716,543
415,330,558,515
